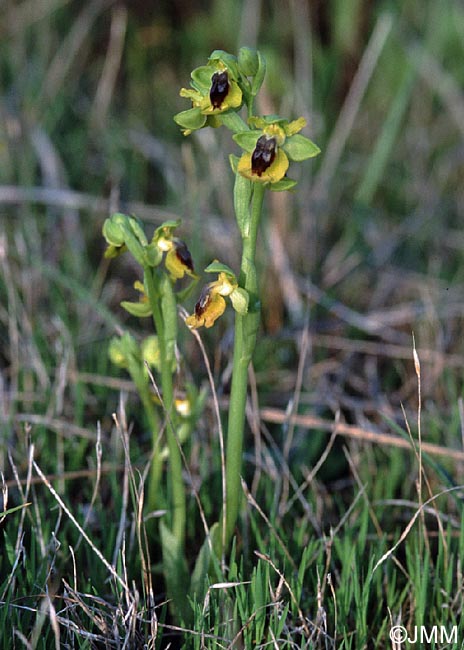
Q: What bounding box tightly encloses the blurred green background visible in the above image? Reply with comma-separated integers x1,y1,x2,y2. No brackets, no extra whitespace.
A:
1,0,464,482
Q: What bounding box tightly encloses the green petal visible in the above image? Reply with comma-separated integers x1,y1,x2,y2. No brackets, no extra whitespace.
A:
283,134,321,161
204,261,236,280
232,130,261,152
285,117,307,136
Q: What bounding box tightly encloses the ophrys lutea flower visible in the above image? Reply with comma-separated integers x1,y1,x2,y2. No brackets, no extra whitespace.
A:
174,53,243,136
186,262,249,329
233,116,320,190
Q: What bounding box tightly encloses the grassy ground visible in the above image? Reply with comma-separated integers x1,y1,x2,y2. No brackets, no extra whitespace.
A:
1,0,464,647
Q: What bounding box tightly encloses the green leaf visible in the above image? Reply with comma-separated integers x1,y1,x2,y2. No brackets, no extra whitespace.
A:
190,522,221,601
232,130,261,153
233,172,252,237
269,177,298,192
1,502,31,521
230,287,249,315
283,134,321,161
120,300,152,318
160,522,191,625
204,261,237,279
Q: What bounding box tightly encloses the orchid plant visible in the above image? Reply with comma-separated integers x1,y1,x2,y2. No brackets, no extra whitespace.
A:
102,47,320,623
176,48,320,548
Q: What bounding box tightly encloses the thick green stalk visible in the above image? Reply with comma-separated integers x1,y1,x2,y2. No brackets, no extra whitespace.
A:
224,182,265,545
144,267,186,547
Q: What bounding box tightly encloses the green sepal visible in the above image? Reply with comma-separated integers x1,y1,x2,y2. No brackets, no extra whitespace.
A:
209,50,240,79
269,177,298,192
233,171,252,238
153,219,181,243
120,300,152,318
230,287,249,315
283,134,321,161
251,50,266,96
173,107,207,131
205,261,237,280
190,65,214,91
155,219,181,232
232,130,261,152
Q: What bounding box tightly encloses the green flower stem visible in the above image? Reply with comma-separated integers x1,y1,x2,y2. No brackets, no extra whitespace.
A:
144,266,186,547
224,181,265,545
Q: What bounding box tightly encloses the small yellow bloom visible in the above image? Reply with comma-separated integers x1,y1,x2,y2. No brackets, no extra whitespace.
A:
185,266,246,329
186,287,226,329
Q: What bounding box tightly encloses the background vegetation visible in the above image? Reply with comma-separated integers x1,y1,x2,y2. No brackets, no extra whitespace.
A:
1,0,464,647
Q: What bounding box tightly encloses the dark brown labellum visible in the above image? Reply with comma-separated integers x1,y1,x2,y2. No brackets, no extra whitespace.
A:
251,135,277,176
195,286,212,318
210,71,229,109
175,240,194,273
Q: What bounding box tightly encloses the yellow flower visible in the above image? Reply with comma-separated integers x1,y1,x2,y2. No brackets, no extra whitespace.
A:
233,116,320,189
185,270,241,329
174,59,243,135
186,287,226,329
